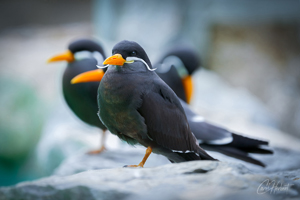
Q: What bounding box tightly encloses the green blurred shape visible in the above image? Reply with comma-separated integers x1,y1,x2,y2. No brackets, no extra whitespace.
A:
0,77,46,186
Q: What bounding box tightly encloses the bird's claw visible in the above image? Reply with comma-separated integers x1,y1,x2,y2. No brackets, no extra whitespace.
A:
123,164,143,168
87,146,106,155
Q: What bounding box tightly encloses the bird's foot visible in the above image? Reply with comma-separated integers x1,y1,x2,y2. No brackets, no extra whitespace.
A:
123,164,144,168
123,147,152,168
87,146,106,155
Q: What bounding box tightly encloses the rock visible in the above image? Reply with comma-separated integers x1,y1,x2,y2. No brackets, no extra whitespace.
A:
53,145,300,177
0,161,299,200
54,147,170,176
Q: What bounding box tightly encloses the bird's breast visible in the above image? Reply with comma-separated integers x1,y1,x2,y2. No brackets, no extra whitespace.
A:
98,70,148,141
100,72,132,104
99,70,148,105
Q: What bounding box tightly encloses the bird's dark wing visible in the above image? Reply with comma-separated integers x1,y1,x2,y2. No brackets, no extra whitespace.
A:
137,78,200,153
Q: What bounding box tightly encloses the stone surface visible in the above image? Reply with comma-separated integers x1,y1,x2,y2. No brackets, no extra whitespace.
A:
53,147,170,176
53,146,300,177
1,161,299,200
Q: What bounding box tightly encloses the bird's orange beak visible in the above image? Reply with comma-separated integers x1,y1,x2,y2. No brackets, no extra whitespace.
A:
71,69,105,84
103,54,126,66
181,75,193,104
47,50,75,63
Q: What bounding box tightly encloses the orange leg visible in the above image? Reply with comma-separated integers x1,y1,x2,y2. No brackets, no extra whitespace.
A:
125,146,152,168
87,130,106,154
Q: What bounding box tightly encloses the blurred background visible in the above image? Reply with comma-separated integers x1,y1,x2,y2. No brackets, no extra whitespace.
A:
0,0,300,186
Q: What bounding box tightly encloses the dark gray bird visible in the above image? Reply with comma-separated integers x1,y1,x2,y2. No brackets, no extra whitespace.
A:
155,45,200,103
48,39,107,154
154,46,272,167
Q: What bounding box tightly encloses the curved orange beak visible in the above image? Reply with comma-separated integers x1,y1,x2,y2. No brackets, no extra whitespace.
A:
181,75,193,104
103,54,126,66
47,50,75,63
71,69,105,84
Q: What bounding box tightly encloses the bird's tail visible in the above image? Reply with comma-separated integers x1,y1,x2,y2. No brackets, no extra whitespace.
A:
201,133,273,167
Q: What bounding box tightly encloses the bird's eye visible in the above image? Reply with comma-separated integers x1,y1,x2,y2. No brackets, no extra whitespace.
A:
130,51,137,56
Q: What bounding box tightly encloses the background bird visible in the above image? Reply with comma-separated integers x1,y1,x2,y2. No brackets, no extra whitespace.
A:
154,46,273,167
154,45,200,104
72,40,217,167
47,39,107,154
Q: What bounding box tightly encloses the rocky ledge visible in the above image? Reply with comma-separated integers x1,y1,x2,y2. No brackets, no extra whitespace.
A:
0,161,299,200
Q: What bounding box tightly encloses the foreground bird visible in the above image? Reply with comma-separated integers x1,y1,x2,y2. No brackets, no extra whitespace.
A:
155,45,200,103
47,39,108,154
73,40,217,166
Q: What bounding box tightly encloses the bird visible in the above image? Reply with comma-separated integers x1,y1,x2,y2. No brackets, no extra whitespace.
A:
154,45,200,104
73,40,273,167
47,39,108,154
154,46,273,167
71,40,217,167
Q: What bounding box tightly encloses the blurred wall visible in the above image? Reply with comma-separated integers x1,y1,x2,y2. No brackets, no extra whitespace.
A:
0,0,92,31
93,0,300,62
209,24,300,137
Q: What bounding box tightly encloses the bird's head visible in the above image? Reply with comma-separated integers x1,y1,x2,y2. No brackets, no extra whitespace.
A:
102,40,154,71
47,39,106,65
